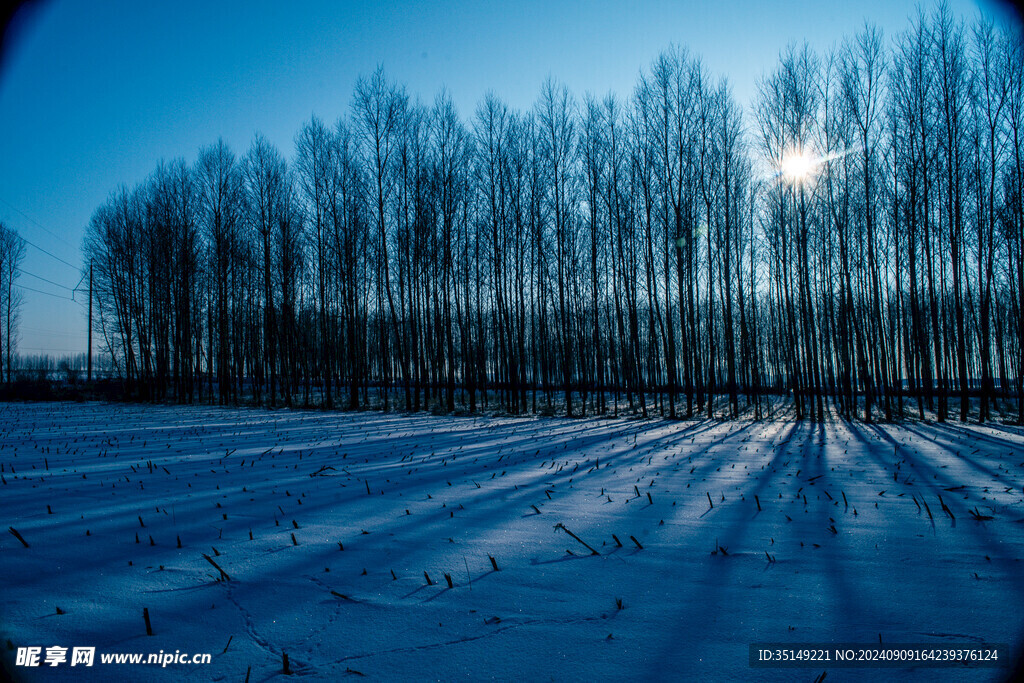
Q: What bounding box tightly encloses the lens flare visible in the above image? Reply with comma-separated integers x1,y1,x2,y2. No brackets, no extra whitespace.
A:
768,144,864,184
781,152,814,181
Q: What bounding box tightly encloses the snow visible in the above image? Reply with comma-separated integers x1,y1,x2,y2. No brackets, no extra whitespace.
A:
1,402,1022,681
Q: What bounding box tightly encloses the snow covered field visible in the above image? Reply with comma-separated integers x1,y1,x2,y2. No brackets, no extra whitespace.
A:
1,402,1023,681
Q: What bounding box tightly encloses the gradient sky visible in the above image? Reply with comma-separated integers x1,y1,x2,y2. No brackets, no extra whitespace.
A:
0,0,1015,358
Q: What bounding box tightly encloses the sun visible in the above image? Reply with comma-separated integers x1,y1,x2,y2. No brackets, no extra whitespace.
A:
781,151,815,182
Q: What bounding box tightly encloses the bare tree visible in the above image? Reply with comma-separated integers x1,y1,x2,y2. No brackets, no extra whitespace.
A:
0,222,27,384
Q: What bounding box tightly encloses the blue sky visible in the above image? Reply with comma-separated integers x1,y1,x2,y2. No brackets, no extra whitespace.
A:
0,0,1013,358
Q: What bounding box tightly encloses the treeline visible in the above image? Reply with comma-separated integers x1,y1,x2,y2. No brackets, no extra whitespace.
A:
84,6,1024,422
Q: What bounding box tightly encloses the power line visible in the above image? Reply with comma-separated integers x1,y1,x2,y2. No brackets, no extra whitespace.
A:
15,283,75,300
22,328,83,339
21,236,80,271
21,270,75,291
0,200,80,271
0,196,77,251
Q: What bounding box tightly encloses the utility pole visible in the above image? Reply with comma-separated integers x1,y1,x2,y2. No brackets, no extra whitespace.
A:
87,258,93,383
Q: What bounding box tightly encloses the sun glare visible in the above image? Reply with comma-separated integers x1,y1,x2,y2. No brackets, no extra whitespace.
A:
781,152,814,182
